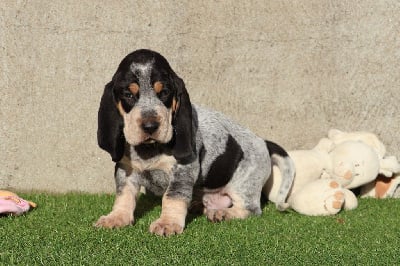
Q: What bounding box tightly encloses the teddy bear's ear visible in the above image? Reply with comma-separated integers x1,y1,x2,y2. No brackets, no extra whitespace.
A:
361,134,386,157
315,138,334,152
328,129,343,139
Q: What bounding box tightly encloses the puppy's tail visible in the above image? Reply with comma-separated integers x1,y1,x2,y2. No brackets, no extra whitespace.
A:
265,140,295,211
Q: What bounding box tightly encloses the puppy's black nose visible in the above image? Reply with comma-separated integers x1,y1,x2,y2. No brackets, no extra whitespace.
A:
141,121,160,134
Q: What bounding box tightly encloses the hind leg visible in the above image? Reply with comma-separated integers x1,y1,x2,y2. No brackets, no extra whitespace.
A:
205,206,251,222
203,149,270,222
204,188,261,222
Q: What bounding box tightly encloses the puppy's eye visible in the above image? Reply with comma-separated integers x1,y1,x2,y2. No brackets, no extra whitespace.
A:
158,88,171,99
123,90,135,99
155,84,173,107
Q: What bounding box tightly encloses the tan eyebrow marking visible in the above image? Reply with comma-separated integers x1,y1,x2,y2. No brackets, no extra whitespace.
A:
129,83,140,95
154,81,163,94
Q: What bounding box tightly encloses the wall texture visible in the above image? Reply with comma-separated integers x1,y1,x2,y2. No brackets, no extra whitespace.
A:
1,1,399,193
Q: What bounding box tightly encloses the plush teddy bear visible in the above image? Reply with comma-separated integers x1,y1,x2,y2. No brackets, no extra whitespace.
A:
263,129,400,216
0,190,37,216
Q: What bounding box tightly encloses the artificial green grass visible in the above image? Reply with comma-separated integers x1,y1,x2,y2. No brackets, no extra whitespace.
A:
1,193,398,265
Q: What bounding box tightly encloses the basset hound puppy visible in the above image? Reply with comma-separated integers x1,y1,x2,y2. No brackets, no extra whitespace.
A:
95,49,295,236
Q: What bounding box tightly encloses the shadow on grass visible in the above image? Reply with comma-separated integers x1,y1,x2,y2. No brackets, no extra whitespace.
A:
134,193,162,221
133,192,203,225
130,192,272,227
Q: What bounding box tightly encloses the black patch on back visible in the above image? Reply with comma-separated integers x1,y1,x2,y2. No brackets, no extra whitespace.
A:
203,135,244,189
265,140,288,157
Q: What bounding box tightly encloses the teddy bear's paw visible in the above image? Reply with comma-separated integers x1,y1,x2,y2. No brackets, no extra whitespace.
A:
329,181,339,188
332,191,345,208
324,190,345,214
94,210,134,229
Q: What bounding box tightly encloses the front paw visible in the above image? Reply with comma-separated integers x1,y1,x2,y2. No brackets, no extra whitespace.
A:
94,210,133,229
149,218,184,236
324,190,345,214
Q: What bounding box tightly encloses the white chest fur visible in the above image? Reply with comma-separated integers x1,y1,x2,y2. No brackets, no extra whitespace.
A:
121,153,177,174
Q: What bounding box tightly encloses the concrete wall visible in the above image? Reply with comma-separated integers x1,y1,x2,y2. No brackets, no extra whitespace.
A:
1,1,399,193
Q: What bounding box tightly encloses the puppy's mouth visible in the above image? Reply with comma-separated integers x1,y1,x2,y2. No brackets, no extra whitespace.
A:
142,137,157,144
141,130,172,145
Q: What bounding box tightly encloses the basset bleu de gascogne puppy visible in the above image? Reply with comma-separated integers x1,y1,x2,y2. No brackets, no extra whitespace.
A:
95,49,295,236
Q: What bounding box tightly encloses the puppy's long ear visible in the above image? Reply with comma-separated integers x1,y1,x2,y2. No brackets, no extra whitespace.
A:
172,74,196,164
97,81,125,162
